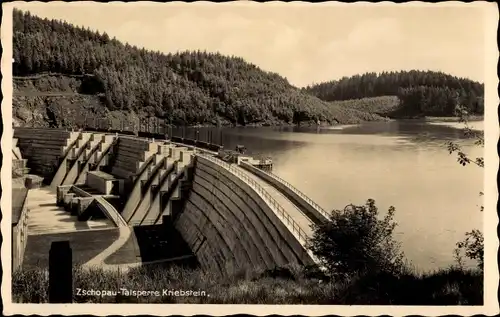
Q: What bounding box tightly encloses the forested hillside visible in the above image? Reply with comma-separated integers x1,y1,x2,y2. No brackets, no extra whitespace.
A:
13,9,388,128
304,71,484,117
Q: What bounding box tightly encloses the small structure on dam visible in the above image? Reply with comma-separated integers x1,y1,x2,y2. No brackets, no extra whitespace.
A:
12,127,327,275
217,147,273,172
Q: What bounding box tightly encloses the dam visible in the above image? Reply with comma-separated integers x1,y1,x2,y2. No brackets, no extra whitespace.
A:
11,127,332,274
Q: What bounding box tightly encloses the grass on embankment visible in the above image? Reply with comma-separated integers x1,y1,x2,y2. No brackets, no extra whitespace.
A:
13,264,483,304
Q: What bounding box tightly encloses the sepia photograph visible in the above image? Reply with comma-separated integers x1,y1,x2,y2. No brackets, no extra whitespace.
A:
1,1,498,315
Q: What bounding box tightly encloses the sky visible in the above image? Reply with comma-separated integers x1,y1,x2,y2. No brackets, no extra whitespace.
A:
11,2,491,87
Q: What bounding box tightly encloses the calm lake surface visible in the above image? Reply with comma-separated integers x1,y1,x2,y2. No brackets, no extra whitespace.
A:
177,120,484,272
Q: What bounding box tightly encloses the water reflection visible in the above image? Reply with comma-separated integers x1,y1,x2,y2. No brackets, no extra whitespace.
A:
173,120,479,150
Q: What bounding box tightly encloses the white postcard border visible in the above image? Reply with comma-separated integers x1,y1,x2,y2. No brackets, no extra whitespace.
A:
1,1,498,315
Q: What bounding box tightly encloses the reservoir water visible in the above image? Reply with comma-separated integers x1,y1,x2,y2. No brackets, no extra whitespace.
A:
175,120,484,272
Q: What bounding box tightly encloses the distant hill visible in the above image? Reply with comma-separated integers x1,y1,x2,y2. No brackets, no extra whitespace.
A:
303,71,484,117
13,9,390,128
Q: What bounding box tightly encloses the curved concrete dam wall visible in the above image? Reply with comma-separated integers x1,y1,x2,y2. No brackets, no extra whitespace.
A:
175,155,315,275
14,128,317,275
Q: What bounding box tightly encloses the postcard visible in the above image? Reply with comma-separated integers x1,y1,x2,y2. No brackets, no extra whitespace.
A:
2,1,498,315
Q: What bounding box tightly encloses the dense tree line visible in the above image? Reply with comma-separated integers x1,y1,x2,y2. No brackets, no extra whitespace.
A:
304,71,484,116
15,10,481,124
14,9,372,126
397,86,484,117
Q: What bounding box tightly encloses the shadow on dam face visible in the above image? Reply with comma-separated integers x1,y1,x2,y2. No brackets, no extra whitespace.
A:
132,224,198,268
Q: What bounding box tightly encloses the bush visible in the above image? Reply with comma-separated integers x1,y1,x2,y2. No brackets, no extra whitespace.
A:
307,199,406,280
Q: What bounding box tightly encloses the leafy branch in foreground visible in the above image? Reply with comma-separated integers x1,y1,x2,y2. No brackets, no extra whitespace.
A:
446,105,484,167
447,102,484,271
456,229,484,271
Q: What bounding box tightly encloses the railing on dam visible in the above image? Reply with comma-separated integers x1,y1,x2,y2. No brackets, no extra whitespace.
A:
196,153,310,245
81,116,224,147
240,161,331,221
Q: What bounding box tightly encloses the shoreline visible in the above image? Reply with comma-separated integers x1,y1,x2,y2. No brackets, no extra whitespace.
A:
166,116,483,129
15,115,484,131
422,115,484,123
